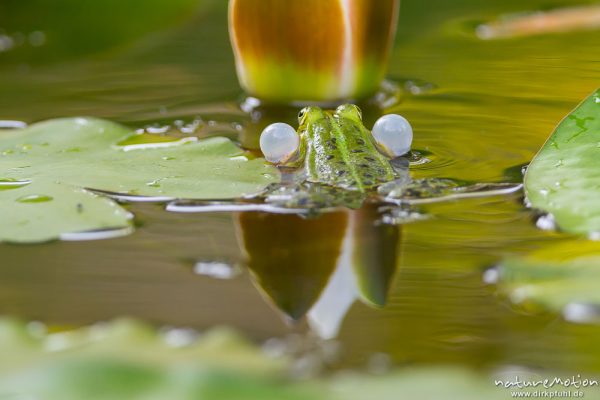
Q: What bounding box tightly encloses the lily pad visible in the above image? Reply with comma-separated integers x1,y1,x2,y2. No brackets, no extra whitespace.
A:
495,241,600,316
0,318,307,400
0,118,278,243
525,88,600,235
0,318,550,400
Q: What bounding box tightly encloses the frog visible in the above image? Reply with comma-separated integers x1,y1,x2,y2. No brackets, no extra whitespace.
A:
254,104,522,212
259,104,413,194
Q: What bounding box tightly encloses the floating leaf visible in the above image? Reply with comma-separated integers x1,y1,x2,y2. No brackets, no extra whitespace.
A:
495,241,600,318
0,318,309,400
0,181,133,243
525,88,600,235
0,118,278,243
0,318,554,400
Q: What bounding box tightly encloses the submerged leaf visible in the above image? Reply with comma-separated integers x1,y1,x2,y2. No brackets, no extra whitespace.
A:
496,241,600,319
525,88,600,235
0,118,278,243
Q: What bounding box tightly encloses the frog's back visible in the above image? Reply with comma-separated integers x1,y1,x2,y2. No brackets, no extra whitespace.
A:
304,108,395,192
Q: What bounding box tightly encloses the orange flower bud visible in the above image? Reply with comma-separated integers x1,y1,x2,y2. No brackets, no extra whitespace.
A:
229,0,400,104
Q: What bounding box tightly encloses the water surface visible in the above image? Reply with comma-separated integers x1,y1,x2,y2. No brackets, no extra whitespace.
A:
1,0,600,373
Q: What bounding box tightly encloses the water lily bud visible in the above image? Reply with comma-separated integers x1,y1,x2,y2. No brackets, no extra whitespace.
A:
229,0,400,104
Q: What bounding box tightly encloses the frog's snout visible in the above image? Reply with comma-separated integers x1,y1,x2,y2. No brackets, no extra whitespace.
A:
259,122,300,165
372,114,413,158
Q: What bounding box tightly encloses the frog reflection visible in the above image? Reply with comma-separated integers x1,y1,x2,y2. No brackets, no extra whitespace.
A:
235,203,400,339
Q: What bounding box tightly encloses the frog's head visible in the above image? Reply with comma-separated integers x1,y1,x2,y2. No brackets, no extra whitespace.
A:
260,104,413,165
334,104,363,124
298,106,327,128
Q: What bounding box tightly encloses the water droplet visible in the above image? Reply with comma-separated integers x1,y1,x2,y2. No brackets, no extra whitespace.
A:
16,194,53,203
193,261,241,280
536,214,556,231
162,156,175,161
177,119,203,134
0,120,27,129
145,125,171,134
0,34,15,52
379,205,429,225
146,180,161,188
161,327,198,348
240,96,261,113
367,353,393,375
26,321,47,338
483,267,500,284
28,31,46,47
230,155,248,162
563,303,600,324
0,178,31,190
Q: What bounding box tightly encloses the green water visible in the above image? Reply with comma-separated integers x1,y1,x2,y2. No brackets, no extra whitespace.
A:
2,0,600,373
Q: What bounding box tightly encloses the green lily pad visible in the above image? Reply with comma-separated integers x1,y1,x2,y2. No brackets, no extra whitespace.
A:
525,88,600,235
0,318,555,400
0,118,278,243
0,318,309,400
496,241,600,315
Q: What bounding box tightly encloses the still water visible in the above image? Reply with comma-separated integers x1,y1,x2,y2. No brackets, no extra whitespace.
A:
1,0,600,373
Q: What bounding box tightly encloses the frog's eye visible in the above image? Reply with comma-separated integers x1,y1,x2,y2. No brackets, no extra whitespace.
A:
372,114,413,158
336,104,363,121
260,123,300,165
298,107,310,124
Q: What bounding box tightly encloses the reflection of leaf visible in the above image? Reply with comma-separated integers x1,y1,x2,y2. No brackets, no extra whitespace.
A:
525,88,600,235
0,118,278,243
496,241,600,314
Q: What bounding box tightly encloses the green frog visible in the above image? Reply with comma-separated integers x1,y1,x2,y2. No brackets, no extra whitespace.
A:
259,104,413,193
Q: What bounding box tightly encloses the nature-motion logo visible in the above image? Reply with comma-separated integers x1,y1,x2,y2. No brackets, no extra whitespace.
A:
494,371,599,398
